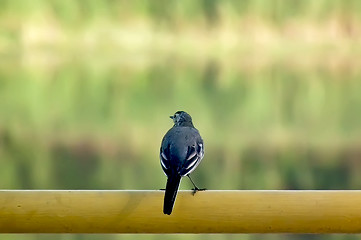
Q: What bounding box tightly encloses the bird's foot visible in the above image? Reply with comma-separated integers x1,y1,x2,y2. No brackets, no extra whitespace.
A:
159,188,166,191
191,187,207,195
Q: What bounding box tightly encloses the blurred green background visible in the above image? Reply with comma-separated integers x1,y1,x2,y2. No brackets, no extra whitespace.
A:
1,0,361,240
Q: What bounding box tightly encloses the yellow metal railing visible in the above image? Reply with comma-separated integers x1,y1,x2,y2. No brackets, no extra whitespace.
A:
0,190,361,233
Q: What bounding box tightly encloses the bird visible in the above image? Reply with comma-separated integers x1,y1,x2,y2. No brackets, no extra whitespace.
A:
160,111,205,215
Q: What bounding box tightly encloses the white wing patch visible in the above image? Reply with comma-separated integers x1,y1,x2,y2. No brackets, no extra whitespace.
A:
185,156,198,170
160,152,168,170
186,149,197,161
181,143,204,174
160,159,167,170
161,152,168,161
199,143,204,158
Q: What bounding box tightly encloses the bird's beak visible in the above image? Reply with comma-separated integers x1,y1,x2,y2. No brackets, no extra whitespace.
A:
169,116,174,119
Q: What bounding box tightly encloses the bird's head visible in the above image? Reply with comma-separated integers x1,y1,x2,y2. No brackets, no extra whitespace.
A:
170,111,194,127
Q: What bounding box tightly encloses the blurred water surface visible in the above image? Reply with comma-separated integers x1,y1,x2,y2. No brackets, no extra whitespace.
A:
1,58,361,191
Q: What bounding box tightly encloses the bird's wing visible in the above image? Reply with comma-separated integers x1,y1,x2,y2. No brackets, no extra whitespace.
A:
179,141,204,176
160,144,171,175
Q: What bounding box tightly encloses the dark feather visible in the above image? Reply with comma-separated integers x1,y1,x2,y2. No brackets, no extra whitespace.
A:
163,175,181,215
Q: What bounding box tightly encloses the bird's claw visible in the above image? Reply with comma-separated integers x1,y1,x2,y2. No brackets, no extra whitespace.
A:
159,188,166,191
191,187,207,195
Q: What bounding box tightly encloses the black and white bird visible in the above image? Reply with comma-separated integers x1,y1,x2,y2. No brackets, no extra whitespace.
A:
160,111,205,215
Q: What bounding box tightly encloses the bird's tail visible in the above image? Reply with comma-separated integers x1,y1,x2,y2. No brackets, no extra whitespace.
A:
163,175,182,215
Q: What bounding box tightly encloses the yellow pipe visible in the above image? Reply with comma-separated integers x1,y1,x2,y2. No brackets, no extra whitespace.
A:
1,190,361,233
